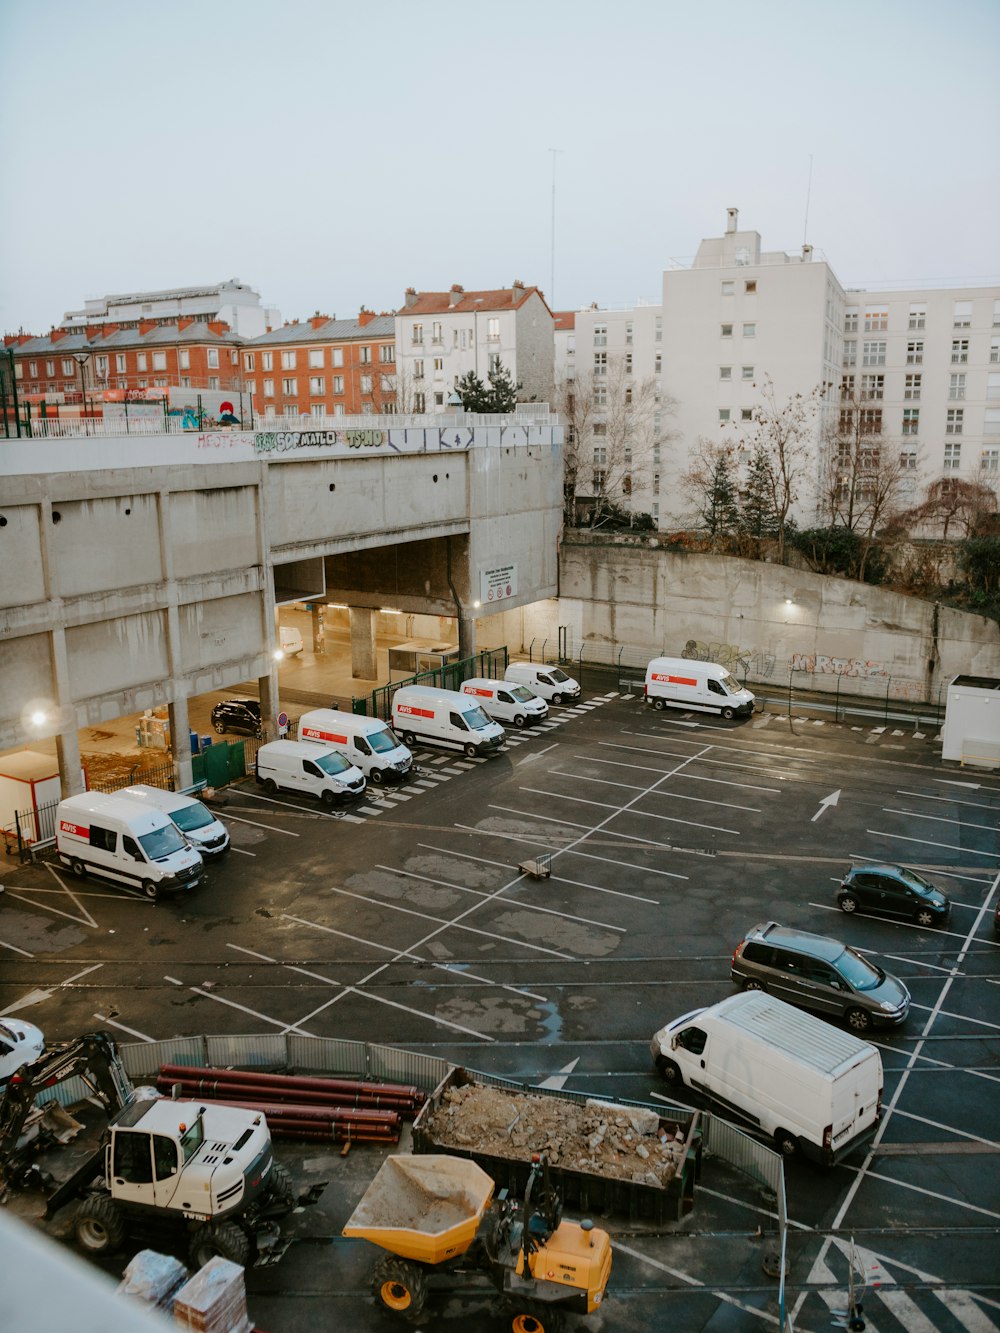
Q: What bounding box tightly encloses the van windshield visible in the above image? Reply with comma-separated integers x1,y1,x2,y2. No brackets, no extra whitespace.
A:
367,726,400,755
834,947,883,990
138,823,187,861
464,705,492,730
721,673,742,693
315,751,352,775
510,686,536,702
548,669,570,683
170,802,215,833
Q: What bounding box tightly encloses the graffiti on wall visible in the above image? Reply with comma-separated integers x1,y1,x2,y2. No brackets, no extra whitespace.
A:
681,640,777,679
790,652,889,680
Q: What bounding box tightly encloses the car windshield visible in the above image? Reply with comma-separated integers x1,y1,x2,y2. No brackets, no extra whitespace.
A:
898,869,935,896
367,726,400,754
511,686,536,702
138,823,187,861
170,802,215,833
315,751,352,775
549,669,570,683
834,947,883,990
721,672,742,693
464,705,492,730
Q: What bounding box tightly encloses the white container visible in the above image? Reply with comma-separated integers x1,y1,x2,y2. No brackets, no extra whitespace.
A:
650,991,882,1165
120,784,230,857
460,677,548,728
391,685,506,757
255,739,366,806
56,791,205,900
503,662,580,705
298,708,413,784
644,657,755,719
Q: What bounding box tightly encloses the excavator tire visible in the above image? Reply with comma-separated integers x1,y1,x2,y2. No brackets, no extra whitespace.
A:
75,1194,126,1254
189,1219,251,1269
267,1162,294,1209
508,1303,566,1333
372,1254,428,1320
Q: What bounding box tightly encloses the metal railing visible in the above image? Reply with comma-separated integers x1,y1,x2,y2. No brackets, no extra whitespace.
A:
353,646,509,720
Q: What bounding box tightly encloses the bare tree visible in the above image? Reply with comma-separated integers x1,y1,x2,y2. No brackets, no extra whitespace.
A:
737,376,825,561
893,475,999,540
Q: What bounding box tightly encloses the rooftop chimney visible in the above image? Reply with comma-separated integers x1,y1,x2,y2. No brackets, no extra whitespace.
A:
802,243,813,262
726,207,739,234
404,287,418,308
449,284,465,307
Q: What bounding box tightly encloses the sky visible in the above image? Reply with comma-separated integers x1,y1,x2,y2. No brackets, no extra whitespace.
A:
2,0,999,334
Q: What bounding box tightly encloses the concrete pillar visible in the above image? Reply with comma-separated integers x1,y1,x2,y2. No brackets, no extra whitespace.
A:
55,728,84,798
168,698,193,791
458,615,477,662
259,664,281,739
350,607,378,680
311,603,325,655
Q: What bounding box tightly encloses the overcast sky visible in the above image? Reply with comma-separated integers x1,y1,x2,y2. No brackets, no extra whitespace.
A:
2,0,998,333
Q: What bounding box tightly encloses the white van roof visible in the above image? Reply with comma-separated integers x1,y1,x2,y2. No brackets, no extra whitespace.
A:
58,790,173,832
711,992,877,1076
121,784,198,814
394,685,481,709
461,678,499,692
299,709,389,735
259,739,340,759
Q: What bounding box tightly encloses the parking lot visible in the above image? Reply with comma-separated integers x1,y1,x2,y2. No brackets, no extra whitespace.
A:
2,689,999,1331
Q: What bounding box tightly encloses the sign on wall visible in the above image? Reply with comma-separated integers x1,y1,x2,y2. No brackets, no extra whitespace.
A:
481,563,518,603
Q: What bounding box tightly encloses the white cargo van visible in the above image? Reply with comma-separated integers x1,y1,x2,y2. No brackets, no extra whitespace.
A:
504,662,580,705
56,791,205,901
644,657,755,719
650,991,882,1164
255,739,366,806
279,625,304,656
120,784,230,857
460,678,548,728
391,685,506,757
298,708,413,784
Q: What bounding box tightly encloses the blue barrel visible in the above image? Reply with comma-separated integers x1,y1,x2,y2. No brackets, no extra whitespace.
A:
190,730,200,755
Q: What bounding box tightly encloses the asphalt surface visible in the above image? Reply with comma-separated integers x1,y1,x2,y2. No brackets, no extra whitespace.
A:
2,689,999,1332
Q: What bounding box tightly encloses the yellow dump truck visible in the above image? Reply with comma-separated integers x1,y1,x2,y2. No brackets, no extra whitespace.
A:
343,1152,612,1332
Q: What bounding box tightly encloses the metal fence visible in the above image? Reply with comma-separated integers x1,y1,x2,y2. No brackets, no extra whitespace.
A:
353,646,509,720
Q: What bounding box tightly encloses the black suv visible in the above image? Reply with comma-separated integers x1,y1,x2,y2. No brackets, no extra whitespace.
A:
731,921,910,1032
837,864,950,927
211,699,263,739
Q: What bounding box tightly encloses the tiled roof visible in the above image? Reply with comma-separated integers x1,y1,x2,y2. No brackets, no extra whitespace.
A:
247,314,395,346
554,311,576,330
14,322,242,354
399,287,549,316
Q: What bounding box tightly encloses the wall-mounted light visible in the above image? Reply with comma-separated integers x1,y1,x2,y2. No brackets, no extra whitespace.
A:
380,607,402,615
30,710,47,727
785,597,794,606
473,600,481,609
273,649,285,662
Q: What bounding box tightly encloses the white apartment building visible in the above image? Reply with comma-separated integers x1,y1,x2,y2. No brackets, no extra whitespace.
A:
60,279,281,338
394,283,554,412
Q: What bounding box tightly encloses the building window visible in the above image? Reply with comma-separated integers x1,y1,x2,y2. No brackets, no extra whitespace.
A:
654,351,662,372
719,408,731,422
263,379,274,397
380,375,394,393
95,355,108,378
624,353,633,375
951,339,969,364
284,404,298,416
986,408,1000,435
652,472,660,494
414,391,425,412
742,323,756,338
246,380,255,397
843,340,857,367
953,301,972,328
902,408,919,435
840,374,855,399
208,376,219,390
944,442,961,471
844,310,859,333
432,321,442,343
655,316,662,342
433,357,443,372
379,345,394,363
899,447,918,470
906,340,923,365
311,403,326,418
308,349,324,368
625,321,633,345
135,353,147,372
593,352,607,376
487,318,500,341
359,346,371,364
280,351,296,369
989,372,1000,401
413,359,424,379
282,377,297,394
331,348,343,368
411,323,423,344
720,366,732,380
860,408,882,434
946,408,964,434
740,408,753,421
981,447,1000,472
262,352,273,371
721,324,733,338
488,352,501,374
593,424,607,438
332,375,344,394
152,351,166,371
721,281,735,296
862,341,886,366
594,384,607,406
244,352,255,371
207,349,219,369
741,365,754,380
309,376,324,394
593,323,607,346
360,375,372,393
908,304,926,330
861,373,884,400
949,373,966,400
745,279,757,294
904,373,921,400
991,338,1000,364
864,308,889,332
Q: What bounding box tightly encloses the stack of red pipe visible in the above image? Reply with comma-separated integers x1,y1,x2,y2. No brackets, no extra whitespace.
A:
155,1065,426,1145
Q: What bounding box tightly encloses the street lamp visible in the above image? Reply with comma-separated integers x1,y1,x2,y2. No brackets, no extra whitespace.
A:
73,352,90,419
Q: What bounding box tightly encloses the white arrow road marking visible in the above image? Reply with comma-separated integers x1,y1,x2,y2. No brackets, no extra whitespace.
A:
538,1058,580,1090
811,789,842,822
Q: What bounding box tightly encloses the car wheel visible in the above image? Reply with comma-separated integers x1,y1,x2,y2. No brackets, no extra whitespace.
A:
213,720,226,734
464,742,478,758
742,979,765,992
263,779,278,795
402,732,417,748
514,714,526,728
722,706,735,720
774,1129,798,1157
71,858,86,878
653,698,665,711
142,880,158,901
846,1007,872,1033
552,693,563,705
839,894,858,914
915,908,936,927
369,768,384,785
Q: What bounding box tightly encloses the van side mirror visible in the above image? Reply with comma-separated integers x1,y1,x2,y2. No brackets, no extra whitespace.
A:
669,1036,678,1051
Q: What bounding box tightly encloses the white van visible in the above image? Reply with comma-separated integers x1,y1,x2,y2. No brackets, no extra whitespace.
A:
279,625,304,656
504,662,580,705
460,678,548,728
255,739,366,807
391,685,506,757
120,784,230,858
298,709,413,785
650,991,882,1165
644,657,755,719
56,791,205,901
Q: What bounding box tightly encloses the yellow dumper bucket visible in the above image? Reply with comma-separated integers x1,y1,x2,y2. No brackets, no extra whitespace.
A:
343,1155,495,1265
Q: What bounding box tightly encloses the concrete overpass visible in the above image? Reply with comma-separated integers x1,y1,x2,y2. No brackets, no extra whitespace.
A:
0,414,563,793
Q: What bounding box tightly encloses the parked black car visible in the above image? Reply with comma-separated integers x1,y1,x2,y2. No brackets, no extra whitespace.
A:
731,921,910,1032
837,863,950,927
211,699,264,739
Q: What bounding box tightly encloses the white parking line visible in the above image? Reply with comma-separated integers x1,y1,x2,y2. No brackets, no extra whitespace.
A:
808,900,986,944
93,1014,155,1042
591,751,782,794
890,1106,1000,1149
898,789,1000,811
566,846,690,882
882,805,998,832
549,767,762,812
221,812,301,836
908,1002,1000,1032
419,843,660,906
163,975,315,1036
0,939,34,957
867,827,1000,859
517,785,741,837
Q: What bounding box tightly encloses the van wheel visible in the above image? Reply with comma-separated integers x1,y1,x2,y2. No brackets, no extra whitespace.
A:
369,768,384,785
263,779,277,795
514,714,527,728
653,698,665,710
774,1129,798,1157
846,1007,872,1033
743,979,765,992
552,693,563,705
142,880,158,901
464,742,478,758
71,858,86,878
402,732,416,748
658,1058,682,1086
722,706,735,720
320,790,336,810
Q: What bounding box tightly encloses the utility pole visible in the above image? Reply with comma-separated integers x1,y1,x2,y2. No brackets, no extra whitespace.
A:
548,148,564,309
